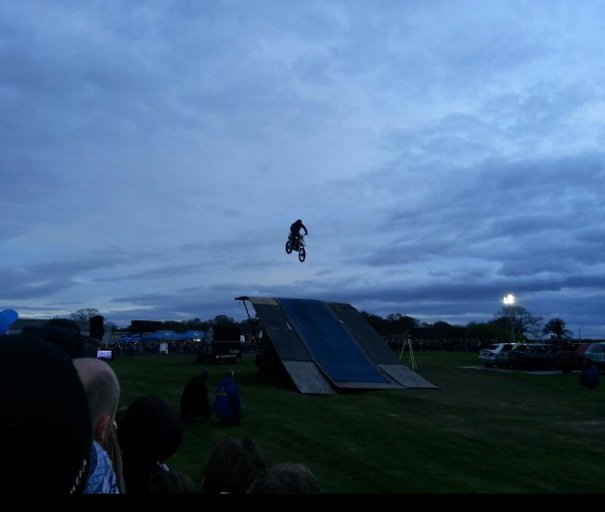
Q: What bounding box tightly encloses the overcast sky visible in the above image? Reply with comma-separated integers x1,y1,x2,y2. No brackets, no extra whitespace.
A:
2,0,604,337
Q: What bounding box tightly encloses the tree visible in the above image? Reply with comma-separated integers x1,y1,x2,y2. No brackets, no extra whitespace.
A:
104,321,118,331
386,314,419,334
360,312,388,335
69,308,100,322
495,305,542,341
465,321,506,344
212,314,236,326
360,312,420,336
543,318,571,342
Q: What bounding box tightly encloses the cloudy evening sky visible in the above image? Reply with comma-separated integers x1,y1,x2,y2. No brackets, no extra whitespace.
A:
2,0,604,337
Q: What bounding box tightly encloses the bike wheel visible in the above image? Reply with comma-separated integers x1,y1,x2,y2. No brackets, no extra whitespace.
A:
298,246,306,262
285,241,293,254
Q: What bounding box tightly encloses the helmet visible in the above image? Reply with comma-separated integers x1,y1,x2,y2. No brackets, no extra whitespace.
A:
296,219,302,223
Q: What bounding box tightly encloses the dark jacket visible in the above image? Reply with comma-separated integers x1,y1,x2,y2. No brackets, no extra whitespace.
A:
290,220,308,236
180,374,212,420
580,365,600,390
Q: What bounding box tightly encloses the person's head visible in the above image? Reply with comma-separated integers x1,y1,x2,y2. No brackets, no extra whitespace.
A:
0,333,92,494
202,437,273,494
73,357,121,445
247,463,322,494
81,335,100,357
118,395,184,462
46,317,81,332
146,470,197,494
21,325,86,358
225,369,235,380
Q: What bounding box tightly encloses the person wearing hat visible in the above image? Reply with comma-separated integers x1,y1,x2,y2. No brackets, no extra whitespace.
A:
0,333,92,494
0,308,18,335
22,324,98,359
118,395,184,494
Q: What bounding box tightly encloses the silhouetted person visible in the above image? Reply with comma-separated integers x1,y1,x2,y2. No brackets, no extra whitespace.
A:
22,322,97,358
289,219,308,250
0,333,93,494
247,462,322,494
202,437,272,494
146,470,196,494
118,395,184,494
181,369,212,421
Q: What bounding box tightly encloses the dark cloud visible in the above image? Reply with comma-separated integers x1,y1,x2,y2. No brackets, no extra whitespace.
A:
0,267,76,300
1,1,604,337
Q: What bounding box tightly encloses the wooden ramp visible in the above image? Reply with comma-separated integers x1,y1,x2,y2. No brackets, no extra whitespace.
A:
237,296,437,394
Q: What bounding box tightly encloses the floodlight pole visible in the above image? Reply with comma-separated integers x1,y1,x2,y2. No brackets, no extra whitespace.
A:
508,315,515,343
503,294,516,343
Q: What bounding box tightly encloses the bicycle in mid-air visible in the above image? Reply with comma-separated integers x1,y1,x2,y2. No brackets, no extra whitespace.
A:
285,233,306,262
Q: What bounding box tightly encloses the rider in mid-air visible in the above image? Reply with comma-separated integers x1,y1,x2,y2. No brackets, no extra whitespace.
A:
290,219,308,250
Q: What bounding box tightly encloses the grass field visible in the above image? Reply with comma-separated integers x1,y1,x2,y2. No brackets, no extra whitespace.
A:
111,351,605,493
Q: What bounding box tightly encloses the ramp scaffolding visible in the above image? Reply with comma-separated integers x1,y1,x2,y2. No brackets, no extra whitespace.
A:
236,296,437,394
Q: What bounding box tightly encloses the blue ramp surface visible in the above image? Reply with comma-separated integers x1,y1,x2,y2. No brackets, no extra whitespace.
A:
239,297,335,394
277,298,389,384
239,296,436,393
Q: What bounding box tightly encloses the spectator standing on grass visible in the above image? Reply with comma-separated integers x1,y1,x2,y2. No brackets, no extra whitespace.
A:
213,369,243,426
579,358,601,390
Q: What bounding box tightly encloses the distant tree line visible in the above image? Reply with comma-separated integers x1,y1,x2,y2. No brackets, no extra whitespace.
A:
361,306,574,344
59,309,241,334
66,305,575,344
124,314,247,334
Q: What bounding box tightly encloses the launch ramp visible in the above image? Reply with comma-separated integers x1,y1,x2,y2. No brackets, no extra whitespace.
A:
238,296,437,394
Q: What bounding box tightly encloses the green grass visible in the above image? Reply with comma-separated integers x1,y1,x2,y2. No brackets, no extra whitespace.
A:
111,351,605,493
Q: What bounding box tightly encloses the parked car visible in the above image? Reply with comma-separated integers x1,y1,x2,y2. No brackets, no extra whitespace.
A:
508,343,560,370
478,342,526,368
583,342,605,371
555,343,590,373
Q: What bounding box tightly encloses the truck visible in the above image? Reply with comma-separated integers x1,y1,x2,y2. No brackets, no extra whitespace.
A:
196,325,242,364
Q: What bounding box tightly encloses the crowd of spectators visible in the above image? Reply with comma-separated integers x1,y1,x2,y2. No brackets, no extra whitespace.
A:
384,336,484,352
0,310,320,494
